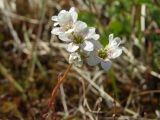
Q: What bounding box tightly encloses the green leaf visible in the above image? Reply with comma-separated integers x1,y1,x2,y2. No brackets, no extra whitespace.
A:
108,20,123,34
78,11,97,26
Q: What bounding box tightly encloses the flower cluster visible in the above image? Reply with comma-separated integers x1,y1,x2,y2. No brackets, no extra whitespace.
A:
51,7,122,70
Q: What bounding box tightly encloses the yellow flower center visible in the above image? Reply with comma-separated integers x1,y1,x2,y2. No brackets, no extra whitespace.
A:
98,49,107,59
73,35,84,44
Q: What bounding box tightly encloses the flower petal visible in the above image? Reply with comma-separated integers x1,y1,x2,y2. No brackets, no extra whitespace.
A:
51,27,63,35
69,7,78,23
58,10,67,14
54,22,59,26
89,40,102,50
108,48,122,59
109,37,121,48
85,28,100,40
58,11,72,27
51,16,58,21
74,21,87,31
87,52,101,66
85,34,100,41
93,34,100,40
66,42,79,52
74,21,88,36
83,41,94,51
66,28,74,34
58,33,72,42
101,60,112,70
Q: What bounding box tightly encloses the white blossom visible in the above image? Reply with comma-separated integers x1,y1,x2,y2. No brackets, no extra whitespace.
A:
51,7,122,69
69,52,83,67
87,34,122,70
87,47,112,71
51,7,78,35
51,7,99,53
60,21,99,53
106,34,122,59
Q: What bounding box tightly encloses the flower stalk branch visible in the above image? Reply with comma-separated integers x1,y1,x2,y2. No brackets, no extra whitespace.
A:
48,64,72,109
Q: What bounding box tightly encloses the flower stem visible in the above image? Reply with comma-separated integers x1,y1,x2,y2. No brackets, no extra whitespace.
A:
104,45,108,51
48,64,72,109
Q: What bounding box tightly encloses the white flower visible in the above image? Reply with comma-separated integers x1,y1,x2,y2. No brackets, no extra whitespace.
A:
87,34,122,70
87,47,112,71
69,52,83,67
51,7,78,35
51,7,99,53
106,34,122,59
60,21,99,53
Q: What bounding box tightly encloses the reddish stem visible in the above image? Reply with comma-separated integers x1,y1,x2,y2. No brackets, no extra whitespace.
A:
48,64,72,109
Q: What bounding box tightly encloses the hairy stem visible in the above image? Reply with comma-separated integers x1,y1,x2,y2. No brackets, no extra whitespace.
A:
48,64,72,109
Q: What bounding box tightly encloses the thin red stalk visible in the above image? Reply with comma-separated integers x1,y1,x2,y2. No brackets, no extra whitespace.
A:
48,64,72,109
